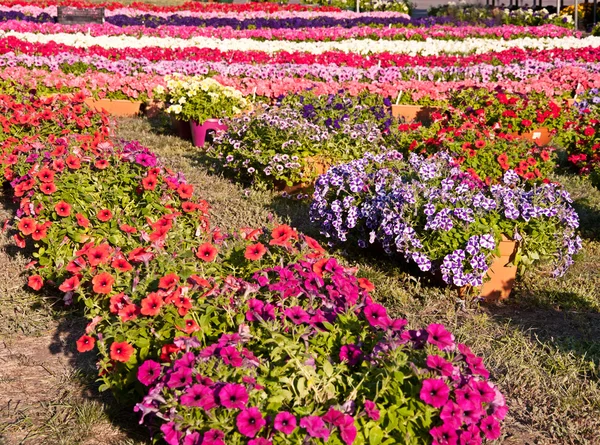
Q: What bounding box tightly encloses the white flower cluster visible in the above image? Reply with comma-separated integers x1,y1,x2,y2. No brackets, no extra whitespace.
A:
2,30,598,55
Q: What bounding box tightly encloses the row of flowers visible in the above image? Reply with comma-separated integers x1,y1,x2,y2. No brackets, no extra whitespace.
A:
0,88,508,445
0,64,594,103
0,0,340,13
3,49,599,87
0,20,578,41
4,35,600,68
2,30,598,55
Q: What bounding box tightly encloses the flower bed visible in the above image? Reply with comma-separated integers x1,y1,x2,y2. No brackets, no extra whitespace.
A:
310,151,582,288
0,90,509,445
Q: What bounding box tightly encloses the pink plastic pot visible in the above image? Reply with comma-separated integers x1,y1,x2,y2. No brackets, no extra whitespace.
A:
190,119,228,148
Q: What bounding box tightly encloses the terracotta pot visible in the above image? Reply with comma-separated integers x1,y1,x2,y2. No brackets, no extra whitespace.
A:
275,156,330,195
391,104,441,123
84,98,142,117
566,98,575,107
190,119,228,148
479,238,518,302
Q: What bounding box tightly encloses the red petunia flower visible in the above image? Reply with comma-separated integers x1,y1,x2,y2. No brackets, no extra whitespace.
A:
31,223,49,240
54,201,71,217
119,303,139,321
159,273,179,290
245,243,267,261
179,318,200,334
13,233,26,248
140,292,164,317
312,258,329,278
110,341,134,363
357,278,375,292
75,213,90,228
76,335,96,353
27,274,43,291
37,167,55,183
39,182,57,195
119,223,137,234
65,154,81,169
188,274,210,288
196,242,218,262
97,209,113,222
160,344,180,362
92,272,114,294
142,175,157,191
540,150,550,162
17,217,36,235
59,275,80,292
111,257,133,272
95,159,109,169
177,183,194,199
181,201,197,213
87,243,112,267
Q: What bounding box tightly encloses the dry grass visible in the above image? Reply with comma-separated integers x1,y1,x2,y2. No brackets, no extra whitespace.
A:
1,115,599,443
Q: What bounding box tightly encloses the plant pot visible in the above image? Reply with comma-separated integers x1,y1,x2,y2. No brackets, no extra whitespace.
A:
391,104,441,124
190,119,228,148
520,127,551,147
510,127,551,147
83,98,142,117
275,156,330,195
479,238,518,302
169,115,192,140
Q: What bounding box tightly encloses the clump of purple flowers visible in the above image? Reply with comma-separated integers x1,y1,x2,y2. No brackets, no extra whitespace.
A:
310,151,582,287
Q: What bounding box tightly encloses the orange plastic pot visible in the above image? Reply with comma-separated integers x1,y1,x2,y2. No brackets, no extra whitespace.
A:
511,127,551,147
84,99,142,117
391,104,441,123
479,238,518,302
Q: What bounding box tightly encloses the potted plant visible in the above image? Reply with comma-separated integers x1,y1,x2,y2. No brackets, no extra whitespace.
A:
391,90,447,124
310,151,582,301
159,76,251,148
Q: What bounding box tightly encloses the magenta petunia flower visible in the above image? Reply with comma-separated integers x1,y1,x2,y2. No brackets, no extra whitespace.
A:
137,360,161,386
274,411,297,435
363,400,380,421
457,429,482,445
160,422,183,445
300,416,330,441
220,346,243,367
183,383,217,411
462,402,485,425
248,438,272,445
479,415,501,440
420,378,450,408
323,407,344,426
202,429,225,445
426,324,455,351
426,355,455,377
363,303,391,329
440,402,463,428
183,431,201,445
455,387,482,409
167,367,193,389
429,423,458,445
473,380,496,404
284,306,310,324
236,407,266,437
465,355,490,379
339,344,363,366
219,383,249,410
337,414,357,445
